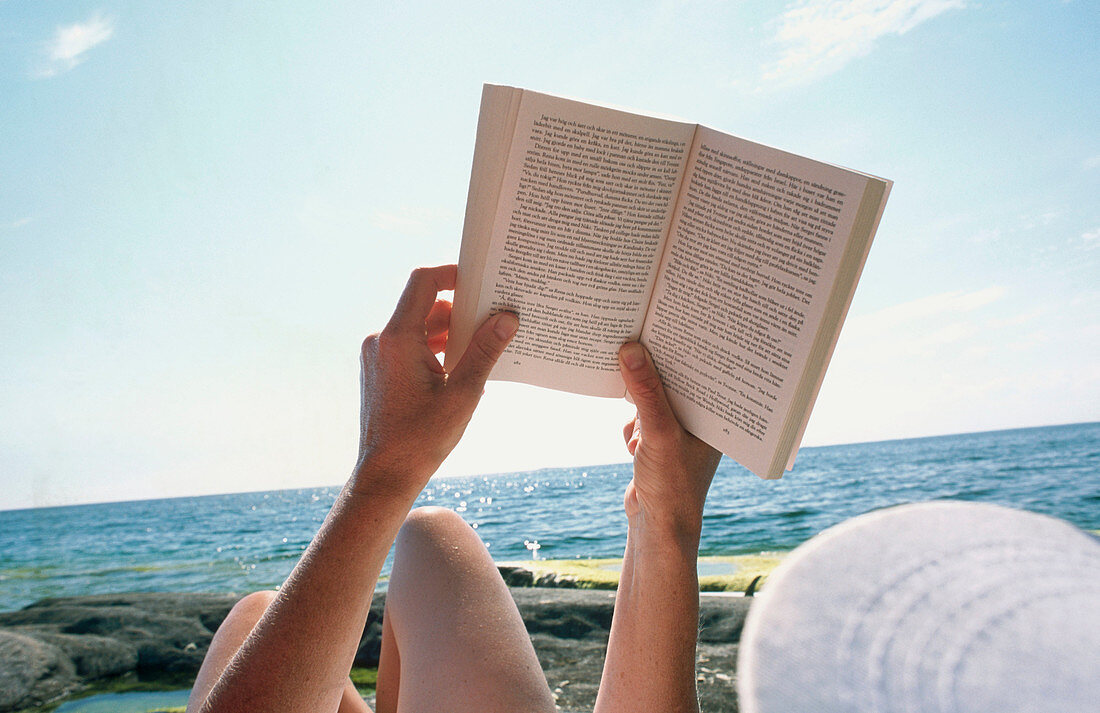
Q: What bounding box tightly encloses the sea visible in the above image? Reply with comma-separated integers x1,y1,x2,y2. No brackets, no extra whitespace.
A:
1,422,1097,612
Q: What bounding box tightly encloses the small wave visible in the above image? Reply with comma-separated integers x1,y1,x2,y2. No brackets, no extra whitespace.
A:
779,508,818,519
954,488,995,499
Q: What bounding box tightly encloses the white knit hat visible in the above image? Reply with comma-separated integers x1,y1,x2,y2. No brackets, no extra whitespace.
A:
737,501,1100,713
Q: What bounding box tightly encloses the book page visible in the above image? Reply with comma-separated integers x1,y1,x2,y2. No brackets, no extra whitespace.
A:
470,89,696,396
448,85,524,372
642,126,879,477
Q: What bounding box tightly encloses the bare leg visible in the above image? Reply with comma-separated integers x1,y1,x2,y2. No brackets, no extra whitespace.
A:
374,507,555,713
374,611,401,713
188,590,370,713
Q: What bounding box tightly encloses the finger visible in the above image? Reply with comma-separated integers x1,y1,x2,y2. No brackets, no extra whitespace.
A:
623,415,641,456
448,312,519,396
387,265,457,337
622,415,637,445
627,420,641,456
426,299,452,354
619,342,680,439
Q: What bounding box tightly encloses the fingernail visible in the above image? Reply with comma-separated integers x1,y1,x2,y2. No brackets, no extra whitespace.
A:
620,342,646,371
494,312,519,340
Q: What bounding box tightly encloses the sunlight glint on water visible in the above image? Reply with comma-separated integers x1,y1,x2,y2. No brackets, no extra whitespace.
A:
1,423,1097,610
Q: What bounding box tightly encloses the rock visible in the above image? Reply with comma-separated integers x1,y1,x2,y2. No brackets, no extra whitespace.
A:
497,565,535,587
529,633,606,710
0,630,79,711
0,589,749,713
0,593,239,713
495,566,585,591
354,619,384,667
353,595,387,668
15,631,137,679
698,596,752,642
695,643,740,712
136,639,208,675
21,605,215,676
514,589,616,640
13,592,239,623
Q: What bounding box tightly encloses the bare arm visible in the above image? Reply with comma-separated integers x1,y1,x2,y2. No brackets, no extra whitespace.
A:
198,265,518,713
595,343,722,713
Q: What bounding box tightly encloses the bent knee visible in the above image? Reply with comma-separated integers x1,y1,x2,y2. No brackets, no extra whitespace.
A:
400,505,470,535
225,590,277,624
396,506,476,551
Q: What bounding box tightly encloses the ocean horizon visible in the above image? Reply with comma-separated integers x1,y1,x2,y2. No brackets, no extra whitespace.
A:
4,420,1094,514
2,421,1097,611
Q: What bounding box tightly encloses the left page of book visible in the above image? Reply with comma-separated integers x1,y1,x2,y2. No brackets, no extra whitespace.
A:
447,85,525,376
448,85,697,397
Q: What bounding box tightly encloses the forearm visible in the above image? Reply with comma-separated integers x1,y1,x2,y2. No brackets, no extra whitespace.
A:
200,465,417,713
194,264,515,712
595,515,702,713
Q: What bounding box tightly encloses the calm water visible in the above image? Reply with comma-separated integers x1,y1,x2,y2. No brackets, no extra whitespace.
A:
1,422,1097,611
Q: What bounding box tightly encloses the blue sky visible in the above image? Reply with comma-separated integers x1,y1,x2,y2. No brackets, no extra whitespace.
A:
1,1,1097,509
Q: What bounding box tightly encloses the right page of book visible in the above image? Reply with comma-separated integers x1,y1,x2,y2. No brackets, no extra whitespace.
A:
641,125,889,478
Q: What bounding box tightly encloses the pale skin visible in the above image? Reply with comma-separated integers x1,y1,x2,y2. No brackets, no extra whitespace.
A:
187,264,720,713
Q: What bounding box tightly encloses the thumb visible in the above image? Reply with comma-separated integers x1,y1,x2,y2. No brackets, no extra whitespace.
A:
449,312,519,396
619,342,679,438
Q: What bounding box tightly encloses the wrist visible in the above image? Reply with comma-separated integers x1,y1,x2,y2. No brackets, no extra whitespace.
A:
627,507,702,554
624,481,704,549
349,452,432,508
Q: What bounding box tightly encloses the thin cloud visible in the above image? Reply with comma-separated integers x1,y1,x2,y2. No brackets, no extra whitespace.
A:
847,286,1005,333
371,209,432,237
10,217,33,229
834,287,1007,365
762,0,966,87
36,13,114,78
369,206,458,238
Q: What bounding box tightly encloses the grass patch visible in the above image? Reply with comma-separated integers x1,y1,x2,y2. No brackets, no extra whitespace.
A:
503,554,786,592
523,558,622,589
698,555,784,592
350,667,378,695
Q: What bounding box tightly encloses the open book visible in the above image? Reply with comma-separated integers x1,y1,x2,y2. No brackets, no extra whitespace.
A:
446,85,891,479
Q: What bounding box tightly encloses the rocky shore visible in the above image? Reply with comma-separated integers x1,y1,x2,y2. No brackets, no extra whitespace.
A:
0,576,750,712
